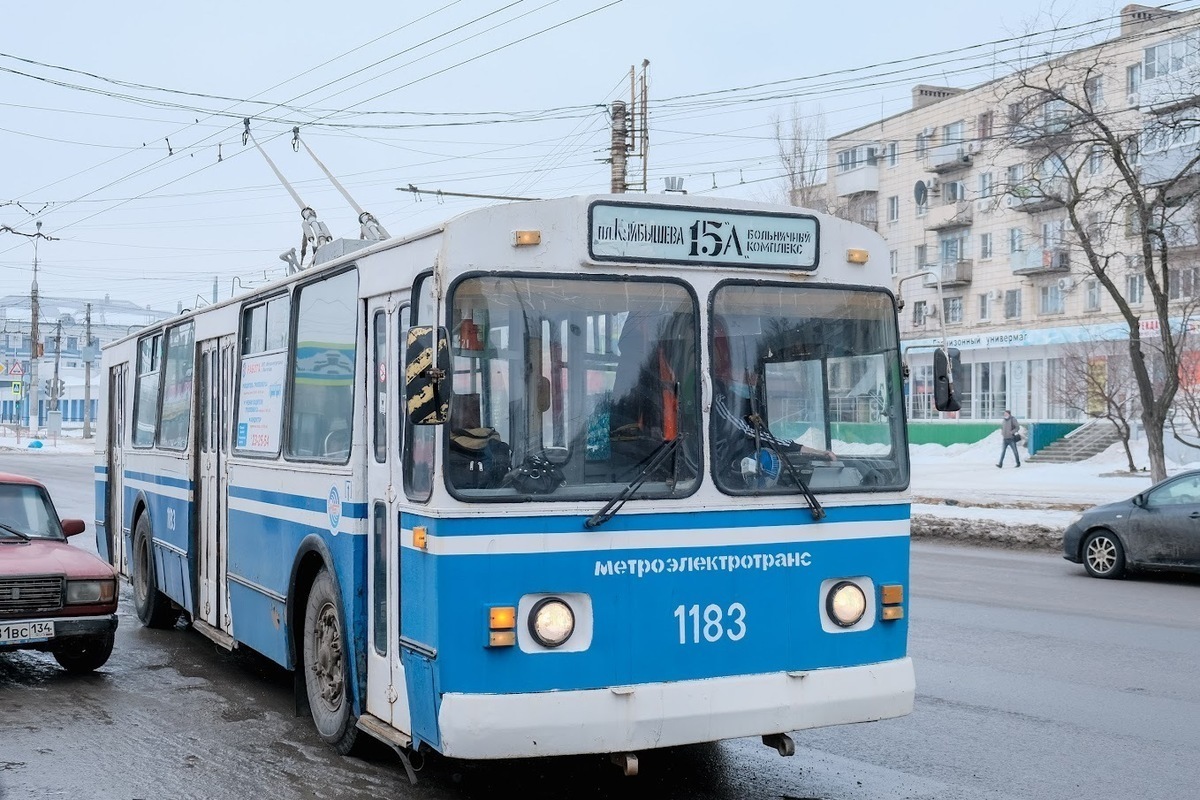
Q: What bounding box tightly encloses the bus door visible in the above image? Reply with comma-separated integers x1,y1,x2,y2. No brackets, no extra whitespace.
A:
365,296,411,733
196,336,235,634
106,363,128,574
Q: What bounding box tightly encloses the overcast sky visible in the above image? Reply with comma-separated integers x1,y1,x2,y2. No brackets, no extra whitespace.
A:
0,0,1181,313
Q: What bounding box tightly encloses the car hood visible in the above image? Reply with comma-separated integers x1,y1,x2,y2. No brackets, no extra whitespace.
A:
0,539,116,580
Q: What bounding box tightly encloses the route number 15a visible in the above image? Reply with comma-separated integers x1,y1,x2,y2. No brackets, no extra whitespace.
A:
674,603,746,644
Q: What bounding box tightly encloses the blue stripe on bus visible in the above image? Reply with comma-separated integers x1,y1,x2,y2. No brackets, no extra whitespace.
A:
408,503,908,537
95,465,108,475
124,470,193,490
228,485,368,520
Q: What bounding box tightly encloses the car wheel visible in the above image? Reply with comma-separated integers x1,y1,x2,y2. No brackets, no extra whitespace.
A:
1082,529,1126,579
132,514,177,628
52,632,115,673
302,568,358,754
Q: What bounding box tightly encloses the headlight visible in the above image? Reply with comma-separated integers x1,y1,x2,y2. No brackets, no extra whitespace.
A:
826,581,867,628
66,578,116,605
528,597,575,648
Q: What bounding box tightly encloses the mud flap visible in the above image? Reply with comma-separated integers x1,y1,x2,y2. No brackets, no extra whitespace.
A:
401,648,440,752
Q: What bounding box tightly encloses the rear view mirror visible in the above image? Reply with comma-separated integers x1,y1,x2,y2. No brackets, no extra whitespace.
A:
405,326,451,425
933,347,962,412
61,519,86,537
1132,493,1145,508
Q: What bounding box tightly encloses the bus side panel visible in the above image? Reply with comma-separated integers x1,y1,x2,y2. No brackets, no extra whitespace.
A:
411,506,910,697
123,464,195,614
225,479,368,686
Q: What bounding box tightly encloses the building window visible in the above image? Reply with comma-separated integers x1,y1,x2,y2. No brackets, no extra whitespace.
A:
887,195,899,222
1126,63,1141,94
916,198,928,217
1004,288,1022,319
1144,36,1196,81
979,172,993,198
940,232,967,264
1169,266,1199,300
887,141,899,167
1009,228,1024,253
912,300,927,326
943,296,963,324
1039,284,1065,314
943,121,965,144
836,145,879,173
1087,144,1105,176
1085,279,1101,311
977,111,994,141
1006,163,1025,186
1084,75,1104,107
1127,273,1145,304
944,180,966,203
979,293,991,321
980,232,993,260
889,250,899,275
1042,219,1066,250
915,244,928,269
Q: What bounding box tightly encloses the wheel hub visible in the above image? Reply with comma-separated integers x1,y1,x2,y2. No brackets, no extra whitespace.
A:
311,601,343,709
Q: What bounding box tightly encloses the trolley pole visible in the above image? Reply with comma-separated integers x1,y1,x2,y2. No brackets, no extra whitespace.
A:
84,302,92,438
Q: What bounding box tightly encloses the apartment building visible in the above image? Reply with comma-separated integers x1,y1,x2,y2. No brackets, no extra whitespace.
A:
827,3,1200,423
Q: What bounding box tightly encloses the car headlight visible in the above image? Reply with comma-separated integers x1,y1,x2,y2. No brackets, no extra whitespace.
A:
66,579,116,605
528,597,575,648
826,581,867,628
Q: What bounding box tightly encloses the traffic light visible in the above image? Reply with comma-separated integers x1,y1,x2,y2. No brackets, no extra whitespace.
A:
933,347,962,412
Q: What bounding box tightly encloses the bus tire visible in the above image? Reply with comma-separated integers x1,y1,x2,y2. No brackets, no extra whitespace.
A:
302,568,359,754
132,513,177,629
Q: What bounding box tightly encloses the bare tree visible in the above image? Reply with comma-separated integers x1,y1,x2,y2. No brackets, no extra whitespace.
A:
996,24,1200,482
772,102,832,212
1052,337,1141,471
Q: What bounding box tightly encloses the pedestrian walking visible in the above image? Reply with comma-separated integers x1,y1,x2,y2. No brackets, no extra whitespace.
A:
997,409,1021,468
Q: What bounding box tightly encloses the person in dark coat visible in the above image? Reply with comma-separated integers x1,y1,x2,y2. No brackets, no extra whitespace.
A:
997,409,1021,468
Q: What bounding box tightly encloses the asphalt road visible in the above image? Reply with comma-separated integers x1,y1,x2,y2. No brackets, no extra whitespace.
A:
2,450,1198,800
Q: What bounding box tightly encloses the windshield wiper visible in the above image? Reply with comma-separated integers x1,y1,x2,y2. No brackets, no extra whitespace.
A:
0,522,31,542
585,437,681,529
744,412,825,521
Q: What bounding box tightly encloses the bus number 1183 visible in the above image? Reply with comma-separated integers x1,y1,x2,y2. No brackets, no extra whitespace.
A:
674,603,747,644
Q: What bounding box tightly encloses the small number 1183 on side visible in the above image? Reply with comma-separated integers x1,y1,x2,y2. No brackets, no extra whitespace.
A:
673,603,747,644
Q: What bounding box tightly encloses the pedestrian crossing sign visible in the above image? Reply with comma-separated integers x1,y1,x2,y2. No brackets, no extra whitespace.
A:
12,381,22,396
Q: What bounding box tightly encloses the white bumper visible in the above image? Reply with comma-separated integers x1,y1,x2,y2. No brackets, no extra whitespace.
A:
437,658,914,759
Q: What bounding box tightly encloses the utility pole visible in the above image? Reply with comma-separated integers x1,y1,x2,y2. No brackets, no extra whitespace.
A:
610,100,628,193
27,222,41,433
84,302,92,438
51,319,62,411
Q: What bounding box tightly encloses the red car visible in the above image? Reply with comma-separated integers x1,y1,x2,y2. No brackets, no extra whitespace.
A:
0,472,118,672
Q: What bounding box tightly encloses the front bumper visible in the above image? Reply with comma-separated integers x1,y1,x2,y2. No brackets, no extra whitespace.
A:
437,657,914,759
0,613,118,653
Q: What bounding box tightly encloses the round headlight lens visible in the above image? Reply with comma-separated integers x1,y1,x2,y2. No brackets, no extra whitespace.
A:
528,597,575,648
826,581,867,628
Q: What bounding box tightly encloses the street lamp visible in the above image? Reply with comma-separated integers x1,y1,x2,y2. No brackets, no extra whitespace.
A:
27,221,41,433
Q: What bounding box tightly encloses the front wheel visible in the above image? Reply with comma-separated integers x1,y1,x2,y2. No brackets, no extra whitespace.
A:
303,568,359,754
52,631,115,673
1083,529,1126,579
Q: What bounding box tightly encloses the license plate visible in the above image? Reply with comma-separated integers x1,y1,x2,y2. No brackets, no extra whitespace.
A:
0,620,55,645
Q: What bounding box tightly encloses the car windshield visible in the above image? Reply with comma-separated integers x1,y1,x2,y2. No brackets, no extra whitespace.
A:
0,484,62,539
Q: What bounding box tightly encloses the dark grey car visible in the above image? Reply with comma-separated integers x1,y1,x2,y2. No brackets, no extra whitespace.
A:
1062,469,1200,579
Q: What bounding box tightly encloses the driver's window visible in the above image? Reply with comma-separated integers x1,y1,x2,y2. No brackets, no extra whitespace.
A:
1149,476,1200,506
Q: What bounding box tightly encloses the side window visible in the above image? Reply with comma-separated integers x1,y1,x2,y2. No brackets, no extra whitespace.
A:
132,333,162,447
287,270,358,462
157,323,195,450
373,311,387,463
404,278,434,501
235,294,290,455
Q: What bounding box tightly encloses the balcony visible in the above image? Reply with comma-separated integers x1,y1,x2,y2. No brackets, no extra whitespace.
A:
1139,67,1200,115
1006,179,1070,212
924,201,974,231
1010,115,1075,149
928,141,972,173
1140,145,1200,203
1011,248,1070,276
834,165,879,197
922,260,973,288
